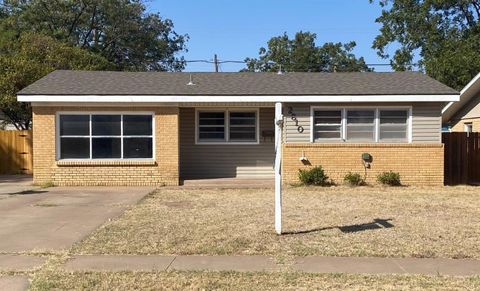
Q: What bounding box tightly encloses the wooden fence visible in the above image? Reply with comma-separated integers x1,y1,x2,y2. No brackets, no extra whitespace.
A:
0,130,33,175
443,132,480,185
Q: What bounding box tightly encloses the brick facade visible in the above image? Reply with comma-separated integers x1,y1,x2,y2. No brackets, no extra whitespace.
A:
32,105,444,187
32,106,179,186
282,144,444,186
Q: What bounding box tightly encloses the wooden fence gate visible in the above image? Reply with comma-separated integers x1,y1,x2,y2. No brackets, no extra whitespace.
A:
0,130,33,175
443,132,480,185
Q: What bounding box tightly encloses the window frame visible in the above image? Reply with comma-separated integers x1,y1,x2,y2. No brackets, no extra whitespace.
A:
345,108,377,142
311,109,344,141
195,108,260,145
310,106,412,143
56,112,155,161
378,109,410,142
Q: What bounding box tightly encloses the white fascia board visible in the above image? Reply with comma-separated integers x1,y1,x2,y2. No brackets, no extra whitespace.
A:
18,94,460,103
442,72,480,120
460,72,480,95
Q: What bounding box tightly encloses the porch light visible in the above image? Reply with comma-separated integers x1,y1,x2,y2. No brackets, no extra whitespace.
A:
299,151,308,162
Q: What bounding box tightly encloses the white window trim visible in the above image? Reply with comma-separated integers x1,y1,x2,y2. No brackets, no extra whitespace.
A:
56,111,155,161
195,108,260,145
310,106,412,143
309,109,344,142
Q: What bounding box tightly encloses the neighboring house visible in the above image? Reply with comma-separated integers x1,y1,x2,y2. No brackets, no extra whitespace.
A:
443,73,480,132
17,70,458,186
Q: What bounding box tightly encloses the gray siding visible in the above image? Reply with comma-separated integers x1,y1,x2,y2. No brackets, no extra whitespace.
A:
180,107,274,179
284,102,443,144
412,103,442,143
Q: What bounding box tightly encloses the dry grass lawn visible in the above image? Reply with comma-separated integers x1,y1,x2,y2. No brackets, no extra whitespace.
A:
30,271,480,291
72,186,480,259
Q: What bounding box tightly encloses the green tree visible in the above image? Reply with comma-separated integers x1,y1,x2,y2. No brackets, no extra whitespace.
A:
1,0,188,71
244,32,372,72
0,33,114,129
370,0,480,90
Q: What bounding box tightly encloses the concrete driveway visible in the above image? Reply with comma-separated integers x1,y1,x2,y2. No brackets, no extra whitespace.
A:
0,179,153,253
0,175,37,195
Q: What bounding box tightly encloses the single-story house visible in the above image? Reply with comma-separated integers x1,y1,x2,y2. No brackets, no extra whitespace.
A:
443,72,480,132
17,70,459,186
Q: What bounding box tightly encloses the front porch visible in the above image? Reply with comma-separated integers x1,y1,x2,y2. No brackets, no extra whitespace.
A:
181,177,275,188
179,106,276,180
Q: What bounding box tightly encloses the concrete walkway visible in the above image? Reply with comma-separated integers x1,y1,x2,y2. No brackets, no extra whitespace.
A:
63,255,480,276
0,276,29,291
0,254,46,272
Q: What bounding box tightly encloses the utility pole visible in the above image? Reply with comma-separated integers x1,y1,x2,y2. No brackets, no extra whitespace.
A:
214,54,219,72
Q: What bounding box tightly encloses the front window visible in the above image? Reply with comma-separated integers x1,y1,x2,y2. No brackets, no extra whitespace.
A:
58,113,153,160
346,110,375,142
197,109,258,143
198,112,226,141
312,107,410,143
379,110,408,141
313,110,342,140
229,112,257,141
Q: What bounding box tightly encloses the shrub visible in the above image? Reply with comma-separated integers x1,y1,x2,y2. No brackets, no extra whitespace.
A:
344,172,365,186
377,171,401,186
298,166,329,186
39,181,55,189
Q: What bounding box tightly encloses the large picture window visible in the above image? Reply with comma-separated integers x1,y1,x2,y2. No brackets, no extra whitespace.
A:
58,113,153,160
197,109,258,144
312,107,410,143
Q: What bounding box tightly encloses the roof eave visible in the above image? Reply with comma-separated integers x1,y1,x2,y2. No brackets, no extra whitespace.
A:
18,94,460,103
443,72,480,122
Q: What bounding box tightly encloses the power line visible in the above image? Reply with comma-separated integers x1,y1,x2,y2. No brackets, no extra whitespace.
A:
178,59,420,67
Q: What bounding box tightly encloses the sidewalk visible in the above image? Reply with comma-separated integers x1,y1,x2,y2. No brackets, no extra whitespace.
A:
64,255,480,276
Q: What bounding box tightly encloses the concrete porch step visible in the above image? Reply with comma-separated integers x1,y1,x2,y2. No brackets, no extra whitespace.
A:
236,166,274,178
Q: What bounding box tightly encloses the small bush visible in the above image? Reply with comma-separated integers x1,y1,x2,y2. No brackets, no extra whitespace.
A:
344,172,365,186
40,181,55,189
377,171,401,186
298,166,329,186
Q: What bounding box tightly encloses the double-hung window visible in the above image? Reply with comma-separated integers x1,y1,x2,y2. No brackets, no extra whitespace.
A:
197,112,226,141
379,110,408,142
346,110,376,142
312,107,410,143
58,113,154,160
197,109,258,143
313,110,343,140
229,112,257,141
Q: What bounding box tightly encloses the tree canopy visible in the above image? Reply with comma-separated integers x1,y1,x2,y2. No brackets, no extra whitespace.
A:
244,32,372,72
0,0,188,128
1,0,188,71
0,33,115,129
370,0,480,90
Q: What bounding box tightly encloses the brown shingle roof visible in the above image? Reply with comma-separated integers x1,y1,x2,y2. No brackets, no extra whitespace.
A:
17,70,458,96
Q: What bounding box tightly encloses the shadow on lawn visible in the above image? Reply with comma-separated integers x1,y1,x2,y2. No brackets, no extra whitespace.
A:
283,218,394,235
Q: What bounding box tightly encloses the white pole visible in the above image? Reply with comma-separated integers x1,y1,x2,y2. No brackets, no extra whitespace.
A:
274,102,283,235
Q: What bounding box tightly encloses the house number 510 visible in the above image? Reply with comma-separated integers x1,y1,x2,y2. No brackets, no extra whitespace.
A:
287,106,305,133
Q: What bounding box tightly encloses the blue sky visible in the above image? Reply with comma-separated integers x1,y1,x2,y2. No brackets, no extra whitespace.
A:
147,0,393,72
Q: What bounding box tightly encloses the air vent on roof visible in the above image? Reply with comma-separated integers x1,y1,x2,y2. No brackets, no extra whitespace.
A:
187,74,196,86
